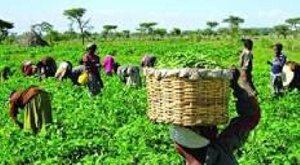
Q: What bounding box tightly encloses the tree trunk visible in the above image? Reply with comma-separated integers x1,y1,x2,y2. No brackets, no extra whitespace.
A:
81,33,85,45
77,19,85,45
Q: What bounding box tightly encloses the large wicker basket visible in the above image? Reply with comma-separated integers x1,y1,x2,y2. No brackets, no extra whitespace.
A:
145,68,231,126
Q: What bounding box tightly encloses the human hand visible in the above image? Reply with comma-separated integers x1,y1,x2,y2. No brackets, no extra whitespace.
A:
267,61,272,65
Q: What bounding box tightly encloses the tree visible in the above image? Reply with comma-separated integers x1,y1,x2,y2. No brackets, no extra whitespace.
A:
205,21,219,37
122,30,130,39
206,21,219,30
286,17,300,38
273,24,290,39
103,25,117,33
102,25,118,39
63,8,92,45
223,16,244,38
139,22,157,34
0,19,14,43
31,22,55,44
154,28,167,38
170,28,181,36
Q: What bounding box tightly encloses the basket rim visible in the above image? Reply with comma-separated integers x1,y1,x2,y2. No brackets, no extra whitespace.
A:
145,68,232,80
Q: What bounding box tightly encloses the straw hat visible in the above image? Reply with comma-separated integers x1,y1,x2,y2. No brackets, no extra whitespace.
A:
170,125,210,149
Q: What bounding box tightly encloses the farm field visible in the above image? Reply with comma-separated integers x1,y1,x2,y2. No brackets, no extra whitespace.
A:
0,39,299,164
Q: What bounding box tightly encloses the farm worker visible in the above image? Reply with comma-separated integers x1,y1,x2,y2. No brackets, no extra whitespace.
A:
82,43,104,96
21,61,37,76
267,43,287,95
172,66,261,165
71,60,86,85
103,55,115,76
9,86,52,133
283,61,300,90
117,66,142,87
55,61,73,81
37,56,57,79
113,62,121,74
239,39,257,96
0,66,11,81
141,55,157,68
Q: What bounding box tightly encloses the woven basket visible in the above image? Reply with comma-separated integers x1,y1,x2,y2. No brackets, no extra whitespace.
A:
146,69,230,126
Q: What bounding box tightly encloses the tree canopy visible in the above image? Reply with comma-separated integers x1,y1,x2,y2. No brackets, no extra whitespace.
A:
0,19,14,43
206,21,219,29
63,8,91,45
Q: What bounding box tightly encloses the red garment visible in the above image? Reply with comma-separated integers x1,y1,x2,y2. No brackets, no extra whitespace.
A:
23,64,34,76
10,87,42,120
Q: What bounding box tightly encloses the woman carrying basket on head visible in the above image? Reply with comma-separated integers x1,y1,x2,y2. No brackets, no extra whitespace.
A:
82,43,104,96
172,67,261,165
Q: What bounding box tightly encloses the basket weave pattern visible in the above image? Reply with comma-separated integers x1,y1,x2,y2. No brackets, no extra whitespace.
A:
146,75,229,126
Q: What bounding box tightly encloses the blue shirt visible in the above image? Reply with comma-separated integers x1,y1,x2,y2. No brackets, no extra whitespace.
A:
272,54,287,74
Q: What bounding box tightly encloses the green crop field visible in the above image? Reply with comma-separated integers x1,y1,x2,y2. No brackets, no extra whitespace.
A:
0,39,299,164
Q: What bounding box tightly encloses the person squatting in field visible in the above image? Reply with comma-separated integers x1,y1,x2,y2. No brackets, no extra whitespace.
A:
117,65,142,87
36,56,57,79
172,66,261,165
82,43,104,96
239,39,257,96
55,61,73,81
9,86,52,133
103,54,115,76
267,43,287,96
21,61,37,77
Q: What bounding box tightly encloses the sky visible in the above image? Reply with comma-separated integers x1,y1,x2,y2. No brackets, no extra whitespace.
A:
0,0,299,33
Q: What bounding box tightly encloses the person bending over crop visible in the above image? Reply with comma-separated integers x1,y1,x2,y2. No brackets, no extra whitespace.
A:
55,61,73,81
71,60,86,85
103,54,115,76
21,61,37,77
37,56,57,79
172,66,261,165
117,65,142,87
82,43,104,96
285,61,300,90
9,86,52,133
239,39,257,96
267,43,287,96
141,55,157,68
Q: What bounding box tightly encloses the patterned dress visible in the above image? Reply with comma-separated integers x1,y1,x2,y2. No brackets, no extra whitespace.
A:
83,54,104,96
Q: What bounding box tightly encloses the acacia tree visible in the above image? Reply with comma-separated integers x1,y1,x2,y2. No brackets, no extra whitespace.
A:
122,30,130,39
154,28,167,38
286,17,300,38
223,16,244,38
63,8,92,45
139,22,157,35
273,24,290,39
102,25,118,39
206,21,219,30
170,28,181,36
0,19,14,43
205,21,219,37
